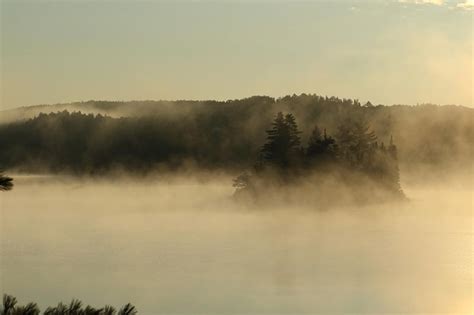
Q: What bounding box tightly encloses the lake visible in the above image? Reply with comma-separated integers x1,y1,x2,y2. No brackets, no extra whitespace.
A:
1,175,472,314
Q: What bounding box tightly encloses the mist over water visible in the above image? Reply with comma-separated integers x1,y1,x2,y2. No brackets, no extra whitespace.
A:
1,175,472,314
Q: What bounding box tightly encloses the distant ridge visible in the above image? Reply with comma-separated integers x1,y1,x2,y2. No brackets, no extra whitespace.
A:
0,94,471,176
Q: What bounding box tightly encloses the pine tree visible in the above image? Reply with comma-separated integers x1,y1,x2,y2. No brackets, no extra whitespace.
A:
261,112,287,164
284,113,301,149
336,119,377,168
260,112,301,168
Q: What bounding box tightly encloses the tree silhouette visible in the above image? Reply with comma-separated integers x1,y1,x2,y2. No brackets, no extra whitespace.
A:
102,306,117,315
2,295,17,315
0,172,13,191
260,112,302,168
67,300,83,315
1,295,136,315
10,302,40,315
0,96,470,174
284,113,301,150
336,119,377,168
118,304,136,315
306,126,338,164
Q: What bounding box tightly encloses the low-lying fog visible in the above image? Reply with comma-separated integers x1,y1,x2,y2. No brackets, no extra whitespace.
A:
1,174,472,314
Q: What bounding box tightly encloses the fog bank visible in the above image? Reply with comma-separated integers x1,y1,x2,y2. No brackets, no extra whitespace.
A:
1,175,472,314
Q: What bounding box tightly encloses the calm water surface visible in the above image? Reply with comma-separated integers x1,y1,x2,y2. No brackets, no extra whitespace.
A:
1,176,472,314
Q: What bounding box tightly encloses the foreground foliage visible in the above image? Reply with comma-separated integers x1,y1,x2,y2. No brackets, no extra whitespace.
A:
1,295,136,315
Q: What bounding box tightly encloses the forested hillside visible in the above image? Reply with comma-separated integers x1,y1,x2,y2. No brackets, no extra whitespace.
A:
0,94,472,175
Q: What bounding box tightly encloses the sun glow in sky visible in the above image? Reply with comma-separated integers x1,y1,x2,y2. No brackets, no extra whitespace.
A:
1,0,472,109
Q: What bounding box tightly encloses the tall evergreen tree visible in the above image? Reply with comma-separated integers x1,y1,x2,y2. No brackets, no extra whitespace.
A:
336,119,377,168
260,112,301,168
261,112,286,165
284,113,301,149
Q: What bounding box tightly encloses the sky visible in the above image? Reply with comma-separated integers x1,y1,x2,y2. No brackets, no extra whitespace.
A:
0,0,472,109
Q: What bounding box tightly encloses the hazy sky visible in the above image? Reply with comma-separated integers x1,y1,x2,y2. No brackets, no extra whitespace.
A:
1,0,472,109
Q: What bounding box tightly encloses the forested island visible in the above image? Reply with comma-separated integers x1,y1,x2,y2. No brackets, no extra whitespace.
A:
232,112,403,205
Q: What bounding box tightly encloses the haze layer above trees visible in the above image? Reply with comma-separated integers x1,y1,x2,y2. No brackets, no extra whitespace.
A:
0,94,472,175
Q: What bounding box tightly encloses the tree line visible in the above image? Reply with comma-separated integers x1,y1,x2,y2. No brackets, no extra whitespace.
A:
0,94,471,174
1,295,136,315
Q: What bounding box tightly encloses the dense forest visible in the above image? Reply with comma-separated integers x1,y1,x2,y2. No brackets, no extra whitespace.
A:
1,294,136,315
0,94,472,176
